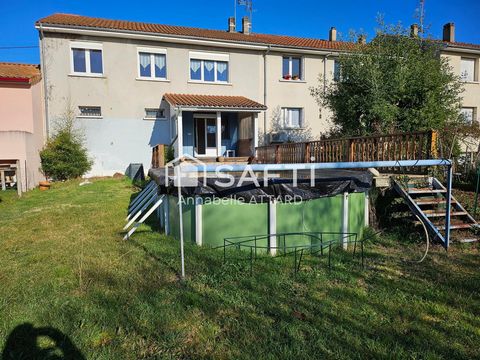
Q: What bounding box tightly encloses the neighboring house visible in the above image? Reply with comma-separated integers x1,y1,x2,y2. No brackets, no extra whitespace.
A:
35,14,480,176
0,63,45,191
439,23,480,154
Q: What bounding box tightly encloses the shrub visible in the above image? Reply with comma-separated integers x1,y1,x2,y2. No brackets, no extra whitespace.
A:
40,129,92,181
40,108,92,181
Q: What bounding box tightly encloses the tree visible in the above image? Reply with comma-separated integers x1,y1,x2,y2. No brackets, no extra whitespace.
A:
311,23,464,137
40,106,92,181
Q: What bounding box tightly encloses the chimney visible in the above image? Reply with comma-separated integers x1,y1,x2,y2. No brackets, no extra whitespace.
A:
242,16,251,35
358,34,366,44
228,17,236,32
329,27,337,42
443,22,455,42
410,23,419,38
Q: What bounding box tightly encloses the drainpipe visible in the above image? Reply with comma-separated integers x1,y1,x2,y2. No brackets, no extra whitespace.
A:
323,52,333,94
39,23,50,138
263,45,271,144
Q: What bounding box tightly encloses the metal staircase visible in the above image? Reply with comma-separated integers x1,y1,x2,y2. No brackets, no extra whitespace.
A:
392,177,479,247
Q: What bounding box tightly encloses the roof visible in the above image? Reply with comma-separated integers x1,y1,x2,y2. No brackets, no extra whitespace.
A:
36,13,354,52
163,93,267,111
442,40,480,51
0,63,41,85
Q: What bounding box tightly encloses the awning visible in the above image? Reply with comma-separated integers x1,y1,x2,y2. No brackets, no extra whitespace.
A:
163,93,267,112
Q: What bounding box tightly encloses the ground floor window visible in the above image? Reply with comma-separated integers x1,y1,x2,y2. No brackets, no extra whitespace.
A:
282,107,303,128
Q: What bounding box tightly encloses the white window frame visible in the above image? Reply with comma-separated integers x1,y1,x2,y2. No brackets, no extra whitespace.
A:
144,108,167,120
281,107,304,129
69,41,104,77
77,106,102,119
460,57,476,82
137,47,168,81
461,107,476,124
188,51,230,84
282,56,303,81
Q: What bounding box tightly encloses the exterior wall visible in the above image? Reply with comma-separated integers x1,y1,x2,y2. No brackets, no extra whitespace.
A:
42,33,264,175
441,51,480,152
0,81,45,191
263,52,335,140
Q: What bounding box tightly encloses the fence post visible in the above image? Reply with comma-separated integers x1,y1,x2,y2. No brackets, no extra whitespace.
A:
348,139,355,162
275,145,281,164
430,130,438,159
304,143,311,163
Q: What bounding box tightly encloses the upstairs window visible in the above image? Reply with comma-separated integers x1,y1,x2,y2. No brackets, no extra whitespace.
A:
282,56,302,80
70,42,103,76
461,107,476,124
138,48,167,80
282,107,303,128
78,106,102,118
333,59,341,81
189,51,229,83
460,58,476,82
144,108,166,120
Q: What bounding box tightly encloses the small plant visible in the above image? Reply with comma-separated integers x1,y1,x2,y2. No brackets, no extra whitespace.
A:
165,145,175,163
40,106,93,181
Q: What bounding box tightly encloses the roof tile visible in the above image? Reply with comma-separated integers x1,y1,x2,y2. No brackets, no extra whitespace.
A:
36,13,354,51
0,63,41,85
163,93,267,110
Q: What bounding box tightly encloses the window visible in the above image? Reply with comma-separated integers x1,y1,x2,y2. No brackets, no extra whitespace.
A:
144,108,166,120
461,107,476,124
460,58,476,82
189,51,230,83
138,48,167,79
333,59,341,81
282,56,302,80
78,106,102,118
282,108,303,128
70,42,103,76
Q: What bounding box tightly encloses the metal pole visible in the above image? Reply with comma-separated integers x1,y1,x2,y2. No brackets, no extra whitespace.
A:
473,166,480,215
445,163,453,249
177,164,185,279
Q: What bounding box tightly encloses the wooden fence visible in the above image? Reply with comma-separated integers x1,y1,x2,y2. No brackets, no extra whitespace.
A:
151,144,165,168
255,130,438,164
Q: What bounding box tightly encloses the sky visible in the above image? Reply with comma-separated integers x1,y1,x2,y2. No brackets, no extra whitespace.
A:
1,0,480,64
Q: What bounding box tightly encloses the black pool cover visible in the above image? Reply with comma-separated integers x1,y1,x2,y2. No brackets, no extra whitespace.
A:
148,167,373,202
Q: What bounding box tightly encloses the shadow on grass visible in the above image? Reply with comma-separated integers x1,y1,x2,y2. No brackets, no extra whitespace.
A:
2,323,85,360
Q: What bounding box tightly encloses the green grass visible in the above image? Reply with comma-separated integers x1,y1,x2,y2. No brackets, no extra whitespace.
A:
0,179,479,359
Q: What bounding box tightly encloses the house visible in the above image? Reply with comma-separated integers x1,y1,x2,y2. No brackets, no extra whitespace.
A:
35,14,480,176
0,63,45,192
35,13,351,176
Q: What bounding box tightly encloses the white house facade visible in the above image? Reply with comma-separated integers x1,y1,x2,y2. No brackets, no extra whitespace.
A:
36,14,480,176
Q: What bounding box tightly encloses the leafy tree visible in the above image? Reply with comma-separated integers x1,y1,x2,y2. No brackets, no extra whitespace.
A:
311,23,464,137
40,107,92,180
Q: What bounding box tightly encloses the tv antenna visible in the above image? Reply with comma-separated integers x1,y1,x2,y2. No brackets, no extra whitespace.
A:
418,0,425,33
236,0,253,29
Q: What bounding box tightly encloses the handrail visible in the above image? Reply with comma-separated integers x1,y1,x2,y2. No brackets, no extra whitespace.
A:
255,130,438,166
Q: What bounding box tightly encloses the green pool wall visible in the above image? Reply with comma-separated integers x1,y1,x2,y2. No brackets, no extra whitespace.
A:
165,192,367,248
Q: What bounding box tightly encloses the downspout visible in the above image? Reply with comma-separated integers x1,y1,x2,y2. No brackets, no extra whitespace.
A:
39,24,50,138
323,52,333,94
263,45,271,144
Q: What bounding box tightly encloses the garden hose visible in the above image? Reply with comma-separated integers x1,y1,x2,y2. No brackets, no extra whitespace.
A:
413,214,430,263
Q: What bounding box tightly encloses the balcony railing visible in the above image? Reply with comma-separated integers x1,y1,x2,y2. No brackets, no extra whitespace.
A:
255,130,438,164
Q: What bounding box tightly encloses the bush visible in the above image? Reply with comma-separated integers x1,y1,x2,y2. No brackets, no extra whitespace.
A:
40,129,92,181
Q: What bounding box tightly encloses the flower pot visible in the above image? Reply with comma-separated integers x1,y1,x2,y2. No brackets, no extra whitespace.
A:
39,181,51,191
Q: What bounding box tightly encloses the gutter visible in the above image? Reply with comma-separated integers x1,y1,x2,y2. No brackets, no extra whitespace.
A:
39,23,50,138
0,77,30,83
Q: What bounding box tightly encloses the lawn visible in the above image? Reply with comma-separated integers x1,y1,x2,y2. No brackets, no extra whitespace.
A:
0,178,479,359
